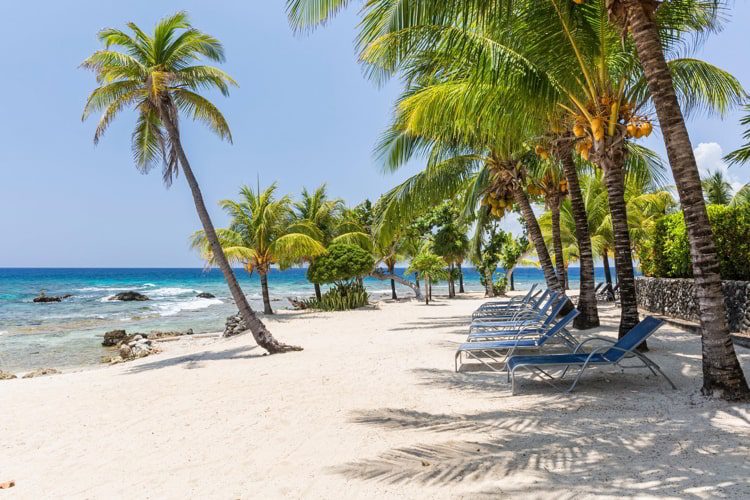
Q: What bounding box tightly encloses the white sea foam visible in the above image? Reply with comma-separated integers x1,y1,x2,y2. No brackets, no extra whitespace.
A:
149,287,197,297
156,297,223,317
77,284,155,293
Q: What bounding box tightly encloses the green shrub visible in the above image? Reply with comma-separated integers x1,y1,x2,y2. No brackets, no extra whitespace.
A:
303,282,369,311
640,204,750,280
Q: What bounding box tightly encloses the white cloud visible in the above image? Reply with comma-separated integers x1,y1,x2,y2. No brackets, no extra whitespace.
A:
694,142,744,192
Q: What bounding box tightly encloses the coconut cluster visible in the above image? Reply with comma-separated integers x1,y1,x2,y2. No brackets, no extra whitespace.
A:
571,96,653,161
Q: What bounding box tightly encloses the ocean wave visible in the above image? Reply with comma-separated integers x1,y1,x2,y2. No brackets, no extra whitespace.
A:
77,284,155,293
149,287,197,297
156,297,223,317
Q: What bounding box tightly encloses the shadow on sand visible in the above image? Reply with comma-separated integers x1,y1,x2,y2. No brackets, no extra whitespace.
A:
124,345,262,373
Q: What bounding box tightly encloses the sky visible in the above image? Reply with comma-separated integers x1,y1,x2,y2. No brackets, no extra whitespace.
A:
0,1,749,268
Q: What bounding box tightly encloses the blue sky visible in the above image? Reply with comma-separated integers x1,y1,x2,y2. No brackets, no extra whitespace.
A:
0,1,748,267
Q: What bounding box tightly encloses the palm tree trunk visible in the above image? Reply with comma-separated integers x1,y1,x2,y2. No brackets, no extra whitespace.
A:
314,283,322,302
259,270,273,315
550,193,567,290
558,139,600,329
602,248,613,290
387,262,397,300
513,185,573,315
415,272,420,290
159,108,299,353
509,269,515,291
513,187,563,293
622,0,749,399
597,141,641,340
458,262,465,293
448,263,455,298
485,268,495,297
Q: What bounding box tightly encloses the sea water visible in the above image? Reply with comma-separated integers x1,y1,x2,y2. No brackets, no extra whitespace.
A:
0,267,612,371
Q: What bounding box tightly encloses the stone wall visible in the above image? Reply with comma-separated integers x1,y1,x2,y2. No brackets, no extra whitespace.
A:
635,277,750,333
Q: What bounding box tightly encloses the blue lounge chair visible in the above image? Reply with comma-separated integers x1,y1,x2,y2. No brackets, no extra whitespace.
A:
506,316,677,394
455,309,580,373
471,290,555,323
472,286,542,319
475,283,538,311
468,295,567,338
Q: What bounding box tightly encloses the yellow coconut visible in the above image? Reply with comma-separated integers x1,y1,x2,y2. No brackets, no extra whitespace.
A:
626,122,638,137
641,121,653,137
573,123,586,138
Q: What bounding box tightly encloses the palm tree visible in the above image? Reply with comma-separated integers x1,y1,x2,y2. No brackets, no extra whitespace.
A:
291,184,345,300
701,170,733,205
527,156,570,289
606,0,750,399
191,184,325,315
288,0,749,398
82,12,299,353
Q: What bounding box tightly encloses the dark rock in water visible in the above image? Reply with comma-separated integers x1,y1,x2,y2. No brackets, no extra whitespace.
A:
22,367,60,378
186,328,194,335
111,291,150,302
0,371,17,380
196,292,215,299
33,291,73,303
33,295,61,303
102,329,128,347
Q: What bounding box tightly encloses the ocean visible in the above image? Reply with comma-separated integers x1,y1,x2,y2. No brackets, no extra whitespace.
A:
0,266,613,372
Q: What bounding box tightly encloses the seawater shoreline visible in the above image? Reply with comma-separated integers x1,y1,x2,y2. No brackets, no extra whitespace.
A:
0,266,618,371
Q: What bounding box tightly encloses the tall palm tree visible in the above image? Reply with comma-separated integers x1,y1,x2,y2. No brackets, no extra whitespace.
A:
291,184,345,300
191,184,325,315
288,0,749,398
701,170,733,205
606,0,750,399
82,12,299,353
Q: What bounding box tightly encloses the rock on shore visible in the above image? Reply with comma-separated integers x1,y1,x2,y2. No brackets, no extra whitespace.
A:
0,371,17,380
22,368,60,379
224,313,247,337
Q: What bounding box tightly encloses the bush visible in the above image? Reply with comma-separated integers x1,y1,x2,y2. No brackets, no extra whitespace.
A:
640,204,750,280
303,282,369,311
307,243,375,285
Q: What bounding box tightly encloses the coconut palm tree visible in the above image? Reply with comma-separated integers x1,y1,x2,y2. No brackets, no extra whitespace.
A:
527,156,570,289
701,170,733,205
82,12,299,353
288,0,749,398
291,184,345,300
605,0,750,399
191,184,325,315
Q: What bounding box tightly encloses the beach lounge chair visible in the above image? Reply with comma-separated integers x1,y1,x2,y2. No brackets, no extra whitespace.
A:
455,309,580,372
472,289,553,322
469,294,566,336
506,316,677,394
473,284,539,315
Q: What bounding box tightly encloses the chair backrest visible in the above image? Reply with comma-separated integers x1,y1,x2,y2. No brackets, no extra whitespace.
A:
541,296,568,327
537,291,558,315
529,289,551,310
539,308,580,344
594,282,604,293
604,316,665,361
612,283,620,292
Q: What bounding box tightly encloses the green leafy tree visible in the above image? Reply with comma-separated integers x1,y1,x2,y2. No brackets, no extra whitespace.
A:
407,252,449,305
82,12,297,353
307,243,375,286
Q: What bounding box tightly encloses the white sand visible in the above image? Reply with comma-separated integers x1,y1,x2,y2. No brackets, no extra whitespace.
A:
1,293,748,499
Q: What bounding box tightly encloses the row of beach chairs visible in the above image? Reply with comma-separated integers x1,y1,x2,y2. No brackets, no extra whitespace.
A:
455,284,677,394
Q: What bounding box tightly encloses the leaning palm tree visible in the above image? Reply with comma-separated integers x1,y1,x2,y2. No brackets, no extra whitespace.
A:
605,0,750,399
82,12,299,353
701,170,733,205
191,184,325,315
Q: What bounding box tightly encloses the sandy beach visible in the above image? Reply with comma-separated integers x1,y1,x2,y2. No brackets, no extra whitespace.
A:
1,293,749,499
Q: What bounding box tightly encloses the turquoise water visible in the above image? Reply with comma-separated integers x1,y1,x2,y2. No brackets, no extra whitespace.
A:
0,266,603,372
